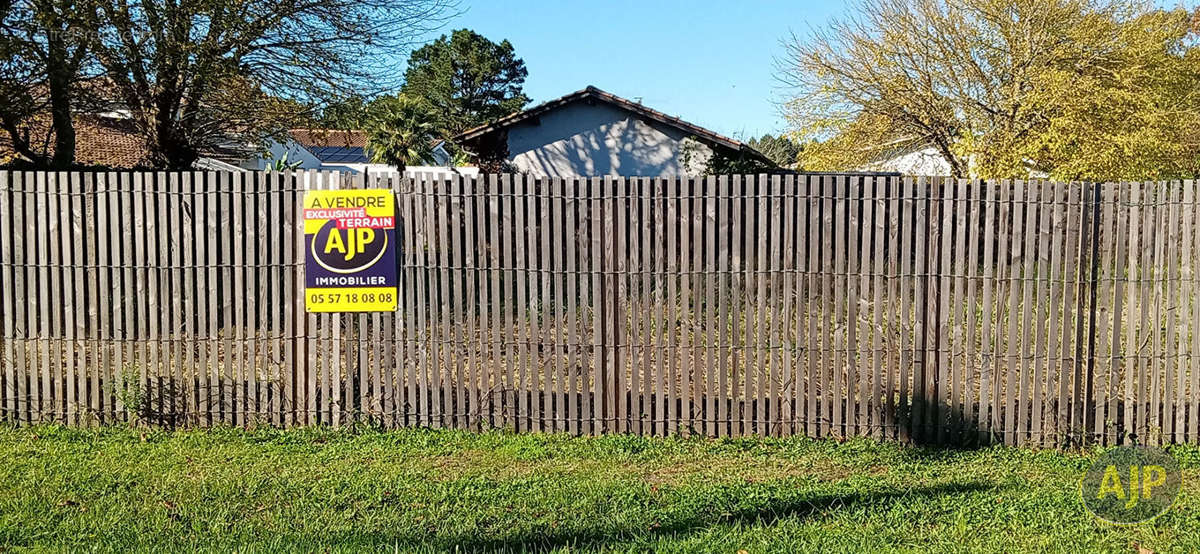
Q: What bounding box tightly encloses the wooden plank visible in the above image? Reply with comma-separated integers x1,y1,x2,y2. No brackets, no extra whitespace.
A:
1148,181,1167,444
205,173,221,424
277,171,292,426
896,177,914,441
620,177,634,434
1060,182,1084,445
1121,182,1138,443
231,172,248,424
631,177,645,434
54,173,74,424
135,172,152,423
711,175,725,436
603,176,618,433
655,177,668,436
189,172,206,426
159,173,176,424
301,171,317,426
977,180,997,442
1001,181,1025,445
33,172,50,422
869,177,886,438
511,175,529,430
411,173,428,427
588,176,602,434
1096,182,1118,444
772,173,792,436
908,177,927,441
153,172,169,423
741,175,757,436
778,174,796,436
683,177,698,435
884,176,900,439
402,176,419,426
41,172,60,423
820,175,836,438
807,175,823,437
1036,181,1059,446
1029,180,1051,445
700,175,720,434
666,177,680,435
255,173,269,424
23,172,39,421
933,178,952,444
1189,180,1200,443
961,179,981,441
806,176,820,437
1161,183,1180,443
539,177,556,431
81,173,99,423
846,175,863,439
463,175,480,430
948,179,969,442
0,172,13,423
729,175,744,436
563,178,579,434
449,175,466,429
757,175,773,436
522,177,539,431
13,172,30,423
420,173,438,428
496,175,512,429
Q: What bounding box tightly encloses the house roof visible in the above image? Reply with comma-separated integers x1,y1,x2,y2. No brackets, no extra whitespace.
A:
287,129,445,164
1,114,250,169
454,86,772,163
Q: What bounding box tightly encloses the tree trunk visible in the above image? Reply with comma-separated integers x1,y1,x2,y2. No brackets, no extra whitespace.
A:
46,28,76,169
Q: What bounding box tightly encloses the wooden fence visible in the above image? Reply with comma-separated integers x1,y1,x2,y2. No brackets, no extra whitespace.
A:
1,170,1198,447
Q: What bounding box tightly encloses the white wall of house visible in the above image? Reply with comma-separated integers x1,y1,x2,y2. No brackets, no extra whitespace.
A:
504,101,712,177
858,144,953,176
241,138,324,171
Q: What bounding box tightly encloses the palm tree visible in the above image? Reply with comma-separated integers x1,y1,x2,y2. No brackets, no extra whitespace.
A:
364,94,438,173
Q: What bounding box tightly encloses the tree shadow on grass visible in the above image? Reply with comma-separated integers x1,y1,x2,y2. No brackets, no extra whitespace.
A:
339,480,995,552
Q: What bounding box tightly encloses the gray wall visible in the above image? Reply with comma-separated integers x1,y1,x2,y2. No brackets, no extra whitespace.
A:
505,101,712,177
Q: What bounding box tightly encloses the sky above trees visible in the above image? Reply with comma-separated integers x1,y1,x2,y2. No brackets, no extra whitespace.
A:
424,0,844,139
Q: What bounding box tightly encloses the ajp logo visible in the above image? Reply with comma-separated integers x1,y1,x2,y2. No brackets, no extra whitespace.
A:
1080,446,1181,524
311,219,389,274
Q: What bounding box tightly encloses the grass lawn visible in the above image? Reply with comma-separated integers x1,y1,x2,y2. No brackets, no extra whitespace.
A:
0,426,1198,552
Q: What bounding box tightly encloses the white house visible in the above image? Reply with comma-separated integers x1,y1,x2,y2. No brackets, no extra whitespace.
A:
856,139,955,176
454,86,771,177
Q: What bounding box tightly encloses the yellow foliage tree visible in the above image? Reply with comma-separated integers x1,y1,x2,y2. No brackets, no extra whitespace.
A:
780,0,1200,180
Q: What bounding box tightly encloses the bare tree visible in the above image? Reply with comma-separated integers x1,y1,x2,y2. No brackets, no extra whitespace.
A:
0,0,92,168
87,0,457,169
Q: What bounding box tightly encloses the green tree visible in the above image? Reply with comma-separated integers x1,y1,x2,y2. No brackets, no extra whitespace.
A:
747,134,802,168
779,0,1200,180
365,95,439,172
401,29,530,137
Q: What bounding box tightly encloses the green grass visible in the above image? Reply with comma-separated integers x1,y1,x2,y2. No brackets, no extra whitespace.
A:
0,426,1198,553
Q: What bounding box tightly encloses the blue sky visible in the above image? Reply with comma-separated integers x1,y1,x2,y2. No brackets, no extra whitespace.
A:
432,1,845,140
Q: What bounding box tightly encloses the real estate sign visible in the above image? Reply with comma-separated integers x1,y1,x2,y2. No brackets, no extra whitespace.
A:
303,189,398,312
